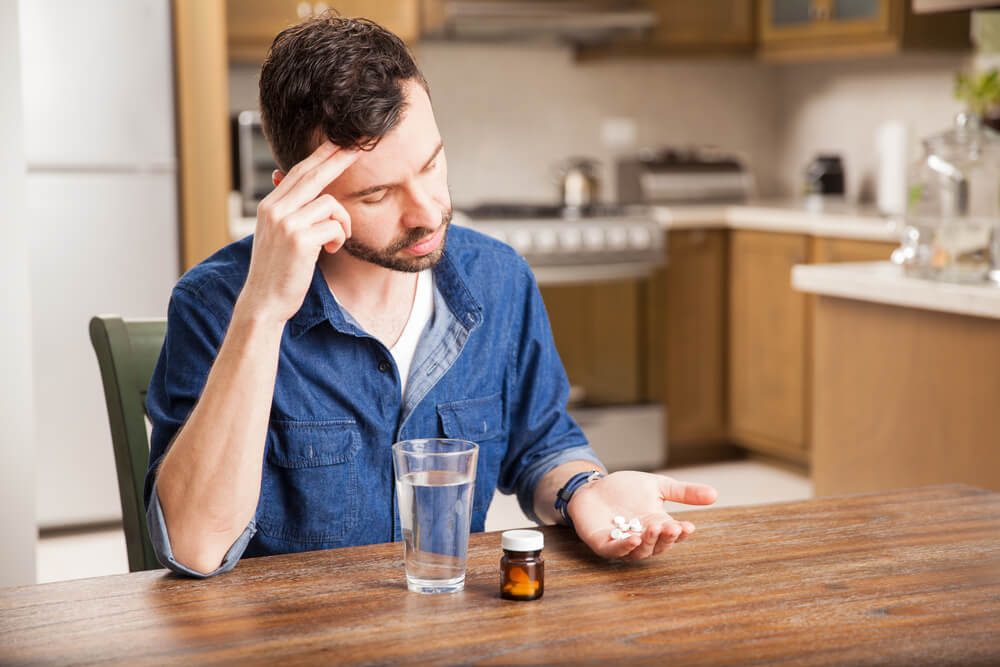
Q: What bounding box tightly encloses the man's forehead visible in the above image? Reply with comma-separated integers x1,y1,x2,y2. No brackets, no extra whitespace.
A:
319,80,440,192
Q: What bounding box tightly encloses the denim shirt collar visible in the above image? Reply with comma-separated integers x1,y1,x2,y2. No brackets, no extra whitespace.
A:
287,249,484,340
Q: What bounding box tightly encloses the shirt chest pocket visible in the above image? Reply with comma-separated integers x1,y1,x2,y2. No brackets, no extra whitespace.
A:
256,419,361,547
437,393,506,516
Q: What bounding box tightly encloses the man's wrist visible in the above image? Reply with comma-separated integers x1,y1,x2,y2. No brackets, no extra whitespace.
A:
232,294,288,337
554,470,604,528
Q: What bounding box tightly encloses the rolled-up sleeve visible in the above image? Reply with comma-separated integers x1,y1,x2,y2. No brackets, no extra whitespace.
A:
499,263,605,523
147,481,256,577
144,282,252,576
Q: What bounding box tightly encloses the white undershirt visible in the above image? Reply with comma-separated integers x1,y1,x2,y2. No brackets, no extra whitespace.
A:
328,269,434,397
390,269,434,397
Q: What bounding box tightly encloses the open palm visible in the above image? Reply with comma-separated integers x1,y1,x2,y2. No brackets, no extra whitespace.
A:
567,471,718,561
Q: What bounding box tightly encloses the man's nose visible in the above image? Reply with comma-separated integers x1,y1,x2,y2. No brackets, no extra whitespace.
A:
401,184,441,229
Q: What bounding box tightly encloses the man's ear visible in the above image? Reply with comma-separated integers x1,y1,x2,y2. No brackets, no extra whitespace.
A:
272,170,285,187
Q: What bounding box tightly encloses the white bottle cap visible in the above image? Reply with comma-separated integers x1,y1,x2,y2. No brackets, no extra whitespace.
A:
501,529,544,552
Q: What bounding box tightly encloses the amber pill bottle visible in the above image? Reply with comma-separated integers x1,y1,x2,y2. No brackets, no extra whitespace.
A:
500,530,544,601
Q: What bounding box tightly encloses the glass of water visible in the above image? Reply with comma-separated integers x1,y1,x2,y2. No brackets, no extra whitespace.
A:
392,438,478,594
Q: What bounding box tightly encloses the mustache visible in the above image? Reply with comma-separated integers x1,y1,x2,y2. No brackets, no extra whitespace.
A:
383,209,453,254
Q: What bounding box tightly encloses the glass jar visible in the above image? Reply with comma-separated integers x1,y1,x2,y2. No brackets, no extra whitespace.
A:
896,112,1000,284
500,530,544,601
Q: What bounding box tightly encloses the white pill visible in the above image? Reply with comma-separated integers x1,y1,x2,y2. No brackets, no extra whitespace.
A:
613,515,627,529
628,518,643,532
610,528,624,540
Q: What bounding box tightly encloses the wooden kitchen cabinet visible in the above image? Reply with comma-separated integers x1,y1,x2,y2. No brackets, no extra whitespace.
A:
728,230,810,463
541,280,644,406
227,0,421,62
646,229,729,458
727,232,897,464
579,0,755,59
758,0,969,61
811,236,897,263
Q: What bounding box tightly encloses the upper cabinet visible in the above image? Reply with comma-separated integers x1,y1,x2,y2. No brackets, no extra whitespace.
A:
227,1,421,62
226,0,970,63
579,0,755,59
758,0,970,60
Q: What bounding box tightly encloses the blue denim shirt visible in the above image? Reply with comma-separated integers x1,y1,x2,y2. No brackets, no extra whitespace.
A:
144,226,602,577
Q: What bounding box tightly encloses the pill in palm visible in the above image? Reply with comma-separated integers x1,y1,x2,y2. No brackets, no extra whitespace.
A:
609,517,645,540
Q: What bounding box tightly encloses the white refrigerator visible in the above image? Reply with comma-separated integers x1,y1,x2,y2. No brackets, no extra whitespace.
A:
20,0,180,528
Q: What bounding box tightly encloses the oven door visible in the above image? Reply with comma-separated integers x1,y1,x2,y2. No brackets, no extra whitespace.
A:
541,277,667,471
570,402,666,472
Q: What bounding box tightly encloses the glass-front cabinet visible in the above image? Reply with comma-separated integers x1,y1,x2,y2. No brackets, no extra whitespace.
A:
760,0,890,43
769,0,816,28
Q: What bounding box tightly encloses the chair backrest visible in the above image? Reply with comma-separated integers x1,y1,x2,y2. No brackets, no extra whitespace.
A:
89,315,166,572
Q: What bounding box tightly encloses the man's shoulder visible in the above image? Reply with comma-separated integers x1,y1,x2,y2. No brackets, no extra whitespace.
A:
174,236,253,304
445,224,528,277
442,225,539,318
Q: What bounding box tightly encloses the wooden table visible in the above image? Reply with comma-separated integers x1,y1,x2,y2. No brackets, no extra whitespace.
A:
3,484,999,665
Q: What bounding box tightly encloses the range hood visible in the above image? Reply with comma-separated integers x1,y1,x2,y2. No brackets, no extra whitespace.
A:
423,0,658,45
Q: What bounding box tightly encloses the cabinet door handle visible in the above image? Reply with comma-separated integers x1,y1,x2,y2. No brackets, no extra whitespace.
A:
297,2,312,18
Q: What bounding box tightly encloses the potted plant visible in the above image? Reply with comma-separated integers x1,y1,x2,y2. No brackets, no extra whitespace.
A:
954,68,1000,131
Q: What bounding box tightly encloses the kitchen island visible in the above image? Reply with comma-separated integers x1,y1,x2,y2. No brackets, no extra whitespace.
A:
793,262,1000,496
2,485,998,665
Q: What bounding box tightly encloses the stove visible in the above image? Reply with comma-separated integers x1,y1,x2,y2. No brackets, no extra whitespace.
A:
456,201,668,469
461,203,634,219
454,202,665,286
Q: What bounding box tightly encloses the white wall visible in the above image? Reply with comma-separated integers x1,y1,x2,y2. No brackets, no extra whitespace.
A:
0,0,37,588
231,43,972,207
416,43,784,205
773,54,969,202
230,43,784,205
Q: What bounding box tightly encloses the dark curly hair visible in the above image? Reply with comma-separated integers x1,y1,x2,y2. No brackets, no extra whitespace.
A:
258,13,429,172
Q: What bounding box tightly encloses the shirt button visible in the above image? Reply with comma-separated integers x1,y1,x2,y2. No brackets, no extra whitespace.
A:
378,359,391,373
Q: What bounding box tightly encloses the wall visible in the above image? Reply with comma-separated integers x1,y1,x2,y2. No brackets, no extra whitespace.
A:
416,43,785,205
0,0,37,587
230,43,784,206
773,54,969,202
230,44,972,206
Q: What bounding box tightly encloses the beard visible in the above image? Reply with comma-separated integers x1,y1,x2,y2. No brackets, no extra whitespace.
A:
341,209,452,273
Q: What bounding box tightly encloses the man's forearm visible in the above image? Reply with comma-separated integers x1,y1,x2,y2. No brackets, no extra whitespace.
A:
155,297,285,574
532,460,607,525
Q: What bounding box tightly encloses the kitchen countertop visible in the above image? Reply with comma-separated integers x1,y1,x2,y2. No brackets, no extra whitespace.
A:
651,200,902,242
792,261,1000,320
229,198,902,244
3,485,998,665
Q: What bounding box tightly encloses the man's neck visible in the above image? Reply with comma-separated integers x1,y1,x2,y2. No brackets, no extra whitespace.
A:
318,250,419,346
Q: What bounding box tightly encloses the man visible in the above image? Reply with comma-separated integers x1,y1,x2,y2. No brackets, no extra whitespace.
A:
145,14,717,577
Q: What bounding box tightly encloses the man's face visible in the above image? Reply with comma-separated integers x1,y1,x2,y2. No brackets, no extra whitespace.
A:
323,79,452,272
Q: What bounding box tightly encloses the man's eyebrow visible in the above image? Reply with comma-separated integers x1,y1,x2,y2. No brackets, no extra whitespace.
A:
346,141,444,199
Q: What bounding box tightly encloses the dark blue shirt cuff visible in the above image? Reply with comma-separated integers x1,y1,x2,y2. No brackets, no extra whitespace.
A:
515,445,604,524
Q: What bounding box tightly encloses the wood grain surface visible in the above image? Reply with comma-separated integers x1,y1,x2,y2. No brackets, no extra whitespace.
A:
2,485,998,666
811,296,1000,496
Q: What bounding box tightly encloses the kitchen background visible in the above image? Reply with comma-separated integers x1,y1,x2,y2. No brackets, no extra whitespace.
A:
2,0,998,587
233,47,965,205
